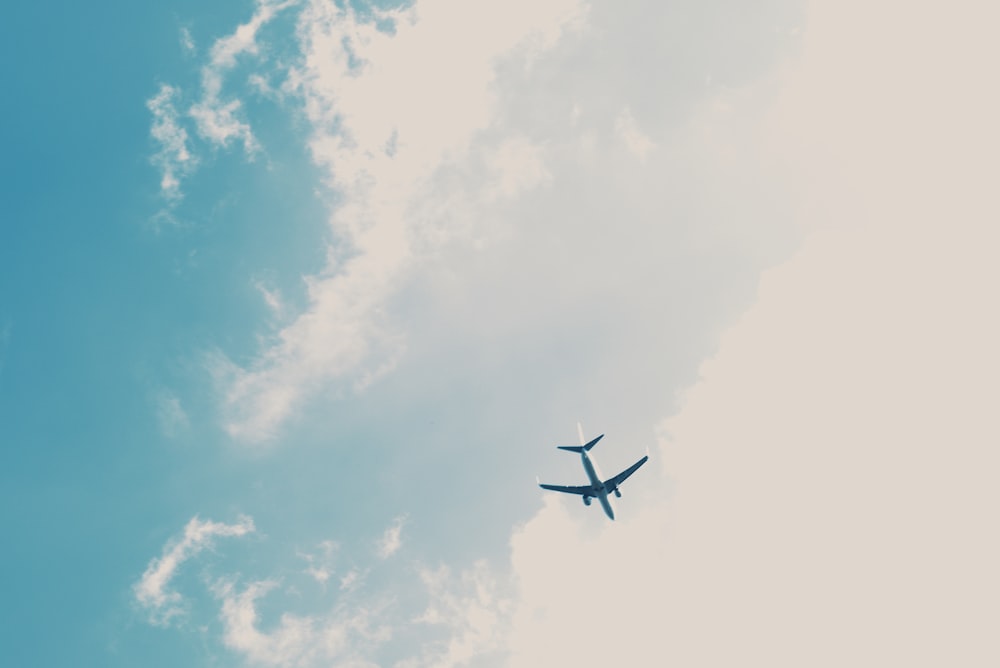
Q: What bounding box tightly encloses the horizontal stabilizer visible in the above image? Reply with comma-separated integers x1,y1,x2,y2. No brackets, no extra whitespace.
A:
557,434,604,453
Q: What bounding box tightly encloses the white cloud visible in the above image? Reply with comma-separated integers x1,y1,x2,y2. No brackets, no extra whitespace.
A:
376,515,406,559
504,222,1000,665
210,0,586,442
134,515,255,626
499,0,1000,665
505,498,659,666
147,84,197,201
151,0,809,446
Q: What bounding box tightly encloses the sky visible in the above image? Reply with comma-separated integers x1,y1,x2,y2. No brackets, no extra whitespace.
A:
1,0,998,666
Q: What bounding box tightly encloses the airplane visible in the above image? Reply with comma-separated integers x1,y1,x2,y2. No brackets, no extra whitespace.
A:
537,433,648,520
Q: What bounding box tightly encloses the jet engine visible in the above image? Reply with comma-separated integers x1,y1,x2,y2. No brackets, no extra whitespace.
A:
583,495,592,506
613,488,622,498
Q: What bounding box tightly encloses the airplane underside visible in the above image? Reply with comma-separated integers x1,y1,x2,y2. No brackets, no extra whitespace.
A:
538,433,648,521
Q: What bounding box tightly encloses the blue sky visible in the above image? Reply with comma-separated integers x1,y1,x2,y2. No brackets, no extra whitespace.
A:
3,1,999,666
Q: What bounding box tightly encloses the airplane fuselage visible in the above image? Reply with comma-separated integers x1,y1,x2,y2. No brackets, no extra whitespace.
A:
580,449,615,520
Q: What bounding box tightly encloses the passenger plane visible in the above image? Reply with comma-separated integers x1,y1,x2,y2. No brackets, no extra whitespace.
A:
537,432,648,520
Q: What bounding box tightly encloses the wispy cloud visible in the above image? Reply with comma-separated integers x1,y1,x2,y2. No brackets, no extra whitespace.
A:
375,515,406,559
253,279,287,319
613,106,655,161
137,517,514,667
409,561,512,668
147,4,294,209
298,539,337,586
213,577,390,667
134,515,255,626
152,388,190,438
147,84,197,202
189,0,295,154
338,568,363,592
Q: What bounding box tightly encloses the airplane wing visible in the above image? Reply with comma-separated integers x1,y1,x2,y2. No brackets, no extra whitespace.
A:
538,483,596,496
602,455,649,489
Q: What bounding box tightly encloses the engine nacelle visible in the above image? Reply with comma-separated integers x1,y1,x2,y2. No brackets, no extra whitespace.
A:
583,495,592,506
613,488,622,498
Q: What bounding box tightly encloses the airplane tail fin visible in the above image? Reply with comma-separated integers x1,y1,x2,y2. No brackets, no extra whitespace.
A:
557,434,604,453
